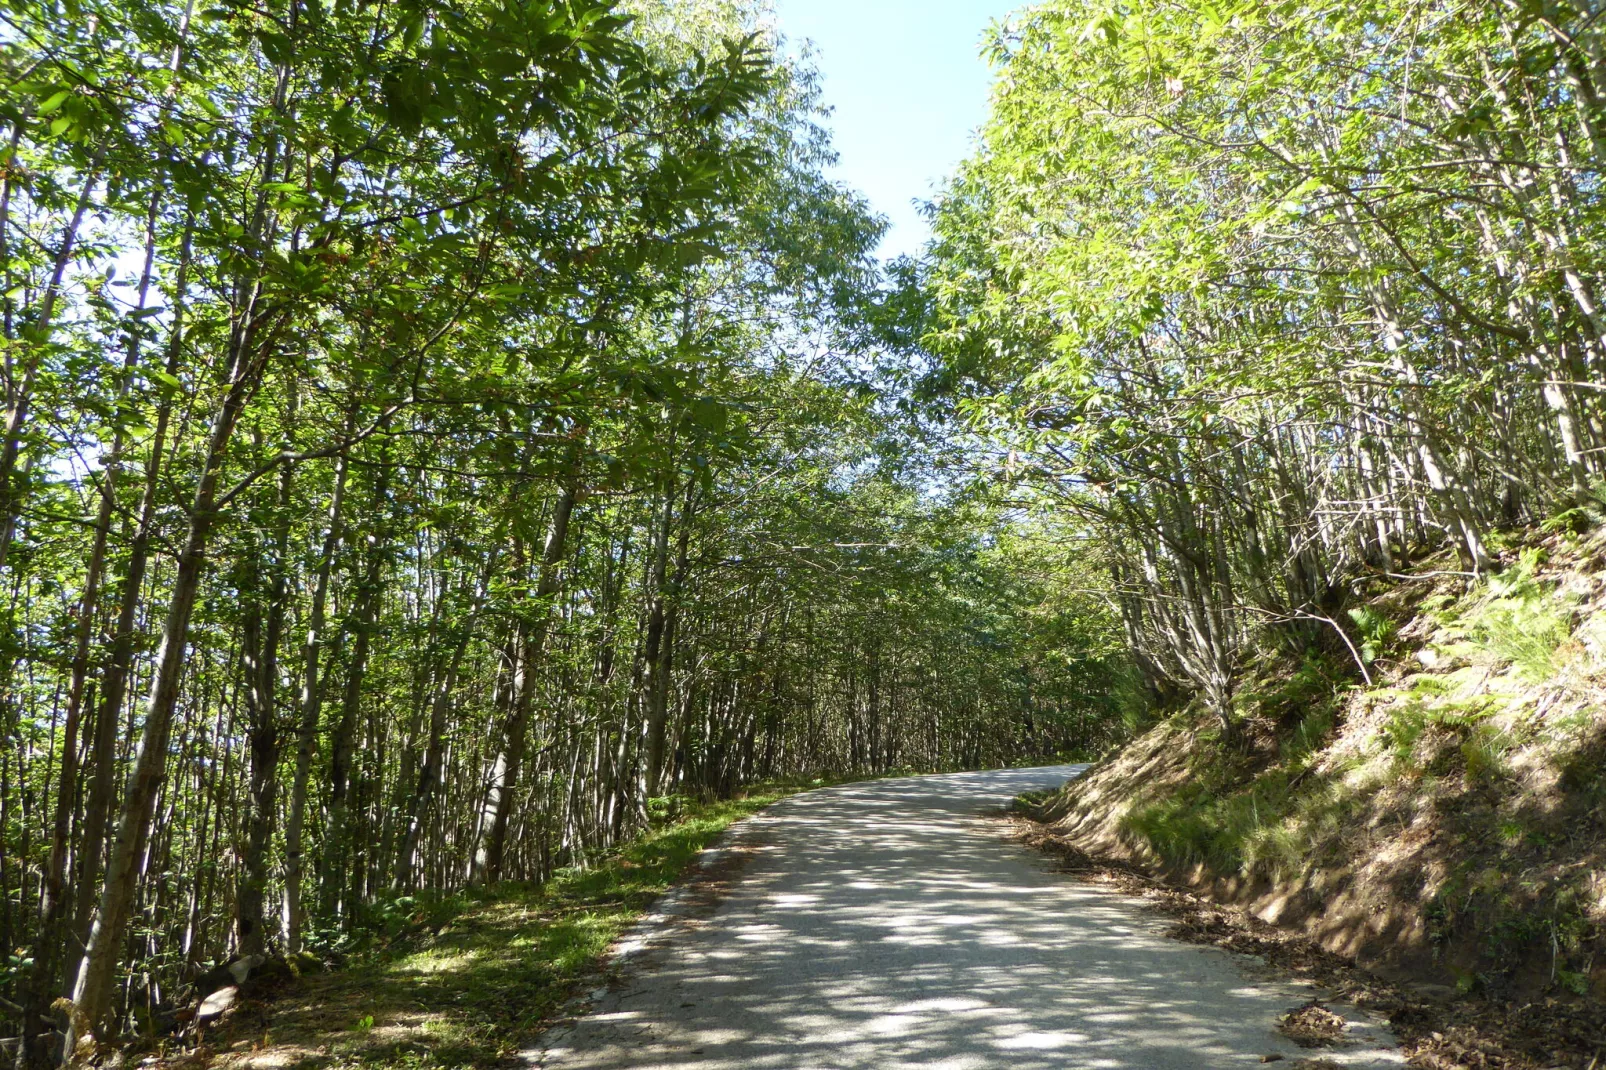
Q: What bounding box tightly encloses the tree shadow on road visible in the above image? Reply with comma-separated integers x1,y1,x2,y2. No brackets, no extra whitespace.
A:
540,768,1402,1070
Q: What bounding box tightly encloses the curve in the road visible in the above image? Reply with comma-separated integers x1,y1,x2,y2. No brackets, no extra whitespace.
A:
532,766,1403,1069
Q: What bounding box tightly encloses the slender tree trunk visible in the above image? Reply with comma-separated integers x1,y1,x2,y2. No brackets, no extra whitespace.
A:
65,287,280,1058
320,456,390,918
68,220,196,989
18,195,165,1070
644,485,693,797
472,457,579,883
394,549,497,889
236,420,295,957
282,442,349,952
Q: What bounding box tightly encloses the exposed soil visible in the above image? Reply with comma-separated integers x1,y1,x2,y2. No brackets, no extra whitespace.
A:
1013,531,1606,1069
1009,815,1606,1070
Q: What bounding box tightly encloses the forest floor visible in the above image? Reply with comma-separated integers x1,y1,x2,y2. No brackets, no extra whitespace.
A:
150,783,840,1070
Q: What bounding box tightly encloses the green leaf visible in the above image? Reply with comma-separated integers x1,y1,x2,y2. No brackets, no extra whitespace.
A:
259,31,292,65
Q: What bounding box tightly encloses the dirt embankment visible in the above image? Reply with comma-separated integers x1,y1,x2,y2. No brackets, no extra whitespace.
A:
1027,529,1606,1066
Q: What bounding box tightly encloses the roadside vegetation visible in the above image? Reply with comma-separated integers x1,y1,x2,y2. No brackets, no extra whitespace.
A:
1025,526,1606,1064
183,785,814,1070
912,0,1606,1063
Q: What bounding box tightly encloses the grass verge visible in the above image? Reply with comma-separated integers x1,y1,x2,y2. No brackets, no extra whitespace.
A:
191,782,829,1070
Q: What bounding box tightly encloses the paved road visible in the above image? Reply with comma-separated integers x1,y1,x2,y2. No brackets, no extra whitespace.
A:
533,766,1403,1069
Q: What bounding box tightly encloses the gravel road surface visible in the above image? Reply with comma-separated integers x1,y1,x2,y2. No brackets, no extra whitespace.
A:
532,766,1404,1069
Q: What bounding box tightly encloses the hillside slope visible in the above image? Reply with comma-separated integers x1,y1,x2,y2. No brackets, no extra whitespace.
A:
1038,529,1606,1003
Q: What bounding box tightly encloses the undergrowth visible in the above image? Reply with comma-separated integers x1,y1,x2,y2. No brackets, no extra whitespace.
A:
194,781,836,1070
1455,549,1580,682
1118,654,1356,881
1089,532,1606,999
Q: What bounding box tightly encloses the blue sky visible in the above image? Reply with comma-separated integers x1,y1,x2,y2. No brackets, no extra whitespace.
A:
769,0,1020,260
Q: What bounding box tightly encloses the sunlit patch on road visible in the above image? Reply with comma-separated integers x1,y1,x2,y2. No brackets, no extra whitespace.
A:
533,767,1405,1069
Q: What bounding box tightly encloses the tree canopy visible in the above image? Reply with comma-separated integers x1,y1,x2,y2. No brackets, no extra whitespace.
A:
9,0,1604,1061
918,0,1606,733
0,0,1123,1062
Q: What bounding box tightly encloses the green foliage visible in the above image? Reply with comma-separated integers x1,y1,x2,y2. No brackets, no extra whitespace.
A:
1541,483,1606,536
1348,608,1398,666
246,791,791,1070
1283,706,1335,766
1425,865,1597,995
1379,693,1515,783
1463,550,1578,682
13,0,1606,1042
0,0,1138,1044
1252,654,1341,715
914,0,1606,745
1409,675,1455,698
1540,508,1598,537
1120,767,1351,881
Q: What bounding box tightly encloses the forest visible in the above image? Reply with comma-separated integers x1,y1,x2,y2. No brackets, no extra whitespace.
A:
4,0,1606,1064
0,0,1129,1061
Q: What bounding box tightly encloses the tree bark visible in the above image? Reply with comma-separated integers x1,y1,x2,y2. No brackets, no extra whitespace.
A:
65,298,280,1058
644,485,694,798
18,195,165,1070
471,455,579,884
319,454,390,918
282,443,349,952
236,417,296,958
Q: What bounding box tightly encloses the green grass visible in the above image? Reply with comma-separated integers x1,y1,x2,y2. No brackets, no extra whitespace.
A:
1460,548,1578,682
1097,653,1370,881
1100,554,1582,884
219,784,834,1070
1039,537,1606,1000
1116,768,1350,880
